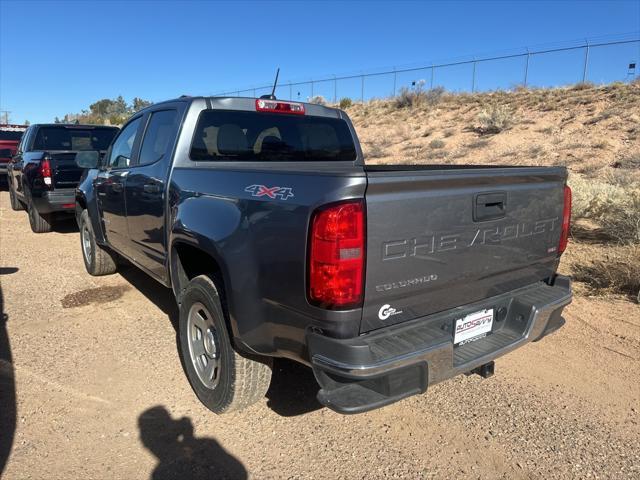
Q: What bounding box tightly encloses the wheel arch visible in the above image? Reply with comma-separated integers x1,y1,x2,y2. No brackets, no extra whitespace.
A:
170,240,240,341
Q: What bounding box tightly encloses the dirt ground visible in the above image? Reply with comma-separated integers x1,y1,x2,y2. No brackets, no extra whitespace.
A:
0,187,639,480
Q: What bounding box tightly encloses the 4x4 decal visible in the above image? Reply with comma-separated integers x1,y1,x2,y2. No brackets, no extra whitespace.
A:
245,184,294,200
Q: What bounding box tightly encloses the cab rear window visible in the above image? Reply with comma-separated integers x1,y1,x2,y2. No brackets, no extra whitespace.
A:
190,110,356,162
32,127,118,151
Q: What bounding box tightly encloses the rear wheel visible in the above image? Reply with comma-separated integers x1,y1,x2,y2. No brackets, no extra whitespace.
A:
79,209,117,276
27,198,52,233
179,275,272,414
8,182,24,211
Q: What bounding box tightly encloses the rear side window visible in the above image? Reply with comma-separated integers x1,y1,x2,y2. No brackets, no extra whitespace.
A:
138,110,178,166
0,130,24,141
32,127,118,151
190,110,356,162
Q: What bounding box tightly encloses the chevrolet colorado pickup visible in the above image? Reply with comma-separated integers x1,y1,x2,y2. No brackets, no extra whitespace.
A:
76,96,572,414
8,124,118,232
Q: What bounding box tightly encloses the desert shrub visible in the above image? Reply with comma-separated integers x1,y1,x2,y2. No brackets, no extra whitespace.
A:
571,82,595,91
395,87,422,108
364,141,388,159
308,95,328,106
429,139,445,149
394,83,445,109
339,97,352,109
424,86,446,106
467,139,490,149
572,246,640,300
528,145,545,158
570,174,640,243
476,103,514,134
610,154,640,169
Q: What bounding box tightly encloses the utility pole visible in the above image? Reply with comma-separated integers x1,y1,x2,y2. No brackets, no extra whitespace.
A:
0,111,10,124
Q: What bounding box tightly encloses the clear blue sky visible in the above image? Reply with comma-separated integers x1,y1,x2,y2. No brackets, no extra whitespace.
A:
1,0,639,124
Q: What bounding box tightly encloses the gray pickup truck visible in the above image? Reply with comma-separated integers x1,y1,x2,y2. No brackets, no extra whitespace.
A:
76,96,572,414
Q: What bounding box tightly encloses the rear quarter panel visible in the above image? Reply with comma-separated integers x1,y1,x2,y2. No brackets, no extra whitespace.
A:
164,99,369,360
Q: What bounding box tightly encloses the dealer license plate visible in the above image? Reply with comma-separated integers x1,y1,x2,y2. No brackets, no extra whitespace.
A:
454,308,494,345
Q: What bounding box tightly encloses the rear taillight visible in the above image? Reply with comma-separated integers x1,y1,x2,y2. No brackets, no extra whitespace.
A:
559,185,572,254
308,200,365,309
255,98,305,115
39,157,52,186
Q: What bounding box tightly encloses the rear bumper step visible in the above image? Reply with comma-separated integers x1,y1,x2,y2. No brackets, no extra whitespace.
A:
32,189,76,214
308,276,572,414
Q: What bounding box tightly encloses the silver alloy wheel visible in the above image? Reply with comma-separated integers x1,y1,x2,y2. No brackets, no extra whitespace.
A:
81,223,92,265
187,302,220,389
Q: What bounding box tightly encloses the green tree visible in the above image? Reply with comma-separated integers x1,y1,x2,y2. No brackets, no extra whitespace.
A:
133,97,152,112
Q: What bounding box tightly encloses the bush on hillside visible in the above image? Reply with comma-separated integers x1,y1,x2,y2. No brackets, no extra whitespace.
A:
309,95,328,106
476,103,514,134
570,174,640,244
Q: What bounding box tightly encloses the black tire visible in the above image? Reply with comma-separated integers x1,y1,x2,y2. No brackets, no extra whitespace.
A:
179,275,272,414
79,209,117,276
9,182,24,211
27,198,52,233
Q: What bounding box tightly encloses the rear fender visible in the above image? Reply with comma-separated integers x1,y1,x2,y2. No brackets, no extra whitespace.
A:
76,169,107,244
168,196,239,337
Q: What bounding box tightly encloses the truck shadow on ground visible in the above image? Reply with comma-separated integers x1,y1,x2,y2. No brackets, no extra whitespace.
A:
118,266,323,417
138,405,247,480
51,217,79,234
266,359,322,417
0,282,17,476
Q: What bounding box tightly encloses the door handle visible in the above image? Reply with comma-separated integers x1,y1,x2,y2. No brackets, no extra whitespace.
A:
474,192,507,222
143,183,161,194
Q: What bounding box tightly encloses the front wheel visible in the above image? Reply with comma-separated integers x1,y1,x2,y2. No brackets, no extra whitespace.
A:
179,275,272,414
79,209,117,276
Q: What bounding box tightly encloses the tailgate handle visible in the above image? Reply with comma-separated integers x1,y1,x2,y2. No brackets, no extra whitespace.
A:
474,192,506,222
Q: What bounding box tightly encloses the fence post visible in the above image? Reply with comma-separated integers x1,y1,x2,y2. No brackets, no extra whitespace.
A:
472,60,477,92
361,75,365,103
393,68,397,97
430,64,435,89
582,40,590,83
524,50,530,87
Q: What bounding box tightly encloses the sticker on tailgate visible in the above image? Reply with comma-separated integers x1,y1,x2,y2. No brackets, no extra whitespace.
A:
454,308,494,345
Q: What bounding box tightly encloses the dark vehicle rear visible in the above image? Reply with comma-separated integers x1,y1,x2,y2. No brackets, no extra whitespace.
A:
8,124,118,232
76,96,572,415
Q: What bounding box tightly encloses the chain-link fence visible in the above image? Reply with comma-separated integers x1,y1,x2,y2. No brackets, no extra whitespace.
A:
214,35,640,103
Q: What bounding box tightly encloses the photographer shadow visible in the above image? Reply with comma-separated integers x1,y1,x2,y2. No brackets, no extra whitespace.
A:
138,406,247,480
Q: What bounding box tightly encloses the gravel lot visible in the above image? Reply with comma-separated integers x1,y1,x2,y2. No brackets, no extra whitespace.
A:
1,188,639,479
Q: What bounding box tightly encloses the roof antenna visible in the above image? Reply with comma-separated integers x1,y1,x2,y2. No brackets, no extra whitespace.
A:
260,68,280,100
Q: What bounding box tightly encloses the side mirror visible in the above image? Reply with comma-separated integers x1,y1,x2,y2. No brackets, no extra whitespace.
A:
75,150,100,169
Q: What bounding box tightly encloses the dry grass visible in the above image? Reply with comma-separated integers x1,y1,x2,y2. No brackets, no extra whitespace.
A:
571,245,640,301
343,81,640,299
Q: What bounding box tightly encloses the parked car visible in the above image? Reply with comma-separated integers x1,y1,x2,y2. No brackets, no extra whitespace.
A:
0,124,27,179
8,124,118,232
76,96,572,414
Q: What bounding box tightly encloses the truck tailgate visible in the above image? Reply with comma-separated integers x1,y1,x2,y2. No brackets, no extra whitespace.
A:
51,152,84,188
362,166,567,333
